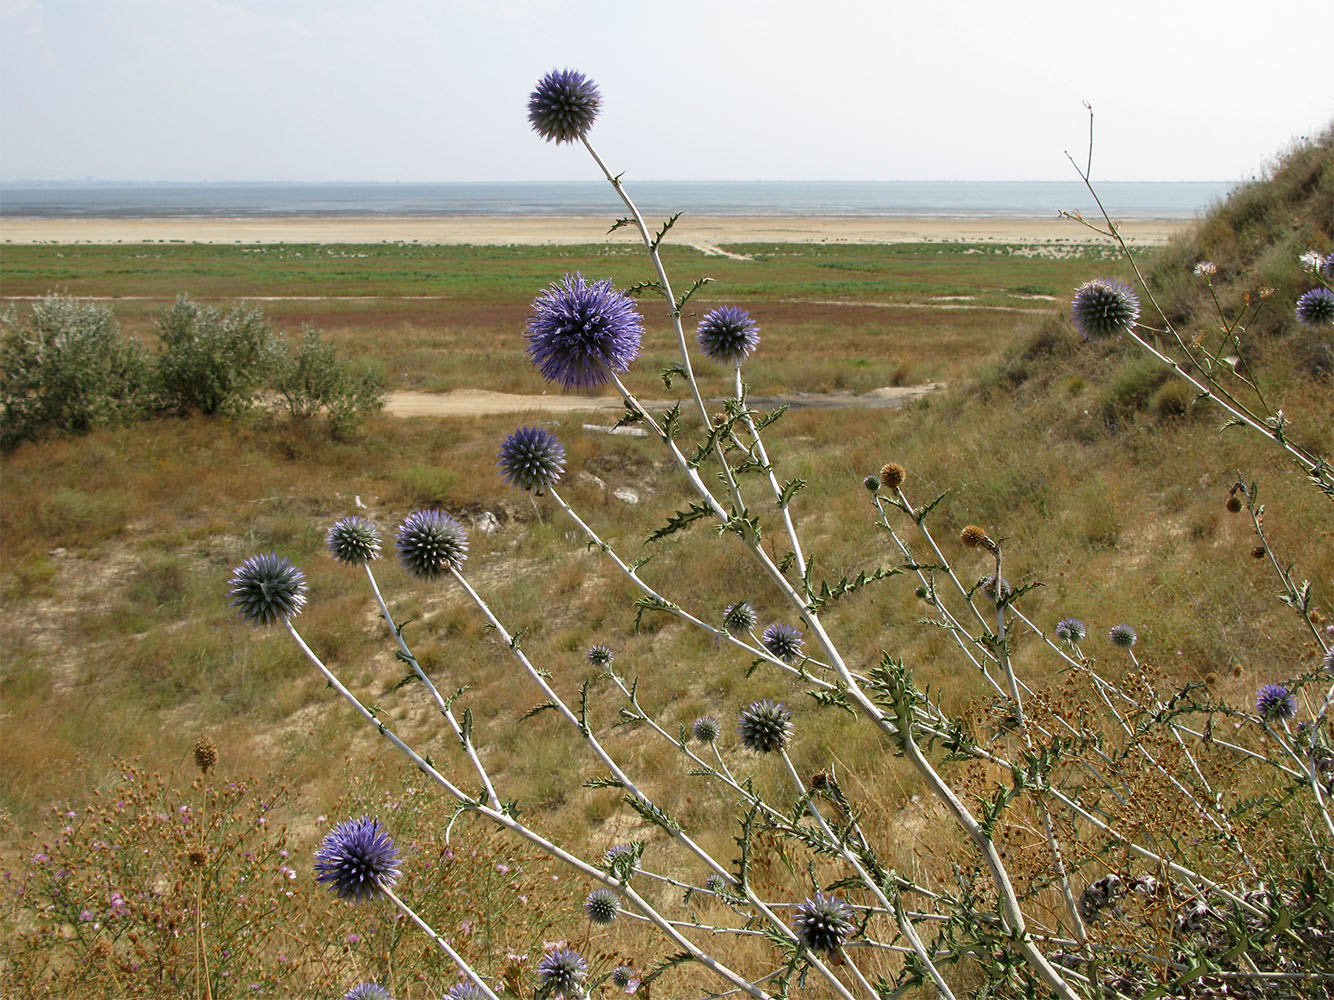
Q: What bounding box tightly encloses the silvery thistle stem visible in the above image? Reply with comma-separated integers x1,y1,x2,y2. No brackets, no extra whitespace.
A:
380,885,499,1000
442,564,854,992
733,368,809,582
361,562,501,810
279,617,771,998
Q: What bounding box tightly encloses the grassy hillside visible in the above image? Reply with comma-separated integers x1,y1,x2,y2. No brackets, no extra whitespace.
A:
1,130,1331,997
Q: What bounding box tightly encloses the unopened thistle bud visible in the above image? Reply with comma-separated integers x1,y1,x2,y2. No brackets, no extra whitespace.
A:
193,735,218,773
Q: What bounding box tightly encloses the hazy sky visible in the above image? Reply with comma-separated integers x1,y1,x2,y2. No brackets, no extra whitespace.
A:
2,0,1331,184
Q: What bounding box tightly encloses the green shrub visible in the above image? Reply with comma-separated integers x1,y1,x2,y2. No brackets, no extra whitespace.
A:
0,294,154,447
270,328,385,434
155,295,279,416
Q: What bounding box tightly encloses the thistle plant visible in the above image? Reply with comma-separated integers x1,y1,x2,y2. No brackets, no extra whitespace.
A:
221,77,1334,998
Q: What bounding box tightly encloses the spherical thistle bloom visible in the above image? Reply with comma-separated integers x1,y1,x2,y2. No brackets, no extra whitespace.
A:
537,946,587,998
880,462,906,490
603,843,634,866
722,600,757,633
1193,261,1218,278
704,873,731,894
1323,646,1334,676
1295,287,1334,328
792,892,855,953
314,817,401,904
1070,278,1140,339
445,983,487,1000
1108,624,1138,649
586,644,614,668
695,306,760,366
692,716,721,743
327,515,382,565
1256,682,1298,722
227,553,308,626
738,698,792,754
528,69,601,144
980,574,1011,606
862,474,880,492
583,888,620,925
498,426,566,493
343,985,394,1000
610,965,636,990
395,510,469,580
761,622,804,663
526,273,643,391
1055,617,1087,643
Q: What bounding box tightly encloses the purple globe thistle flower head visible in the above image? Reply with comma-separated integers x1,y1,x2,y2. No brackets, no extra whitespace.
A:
227,553,308,626
328,516,381,565
583,887,620,925
526,273,644,391
587,644,614,668
315,817,400,904
528,69,601,144
1108,624,1138,649
1323,646,1334,676
499,426,566,493
610,965,636,991
395,510,468,580
1256,682,1297,722
1295,287,1334,328
445,983,487,1000
1055,617,1087,643
537,946,587,998
793,892,855,953
695,306,760,366
1070,278,1140,339
1323,252,1334,279
343,985,394,1000
761,622,804,663
722,600,757,633
738,698,792,754
692,716,720,743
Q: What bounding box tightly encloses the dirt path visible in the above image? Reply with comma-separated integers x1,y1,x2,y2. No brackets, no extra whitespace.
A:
385,383,942,418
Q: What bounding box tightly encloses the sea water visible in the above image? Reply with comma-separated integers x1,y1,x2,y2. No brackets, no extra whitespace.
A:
0,180,1234,220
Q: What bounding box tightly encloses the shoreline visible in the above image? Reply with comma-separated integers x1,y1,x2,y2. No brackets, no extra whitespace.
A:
0,214,1191,246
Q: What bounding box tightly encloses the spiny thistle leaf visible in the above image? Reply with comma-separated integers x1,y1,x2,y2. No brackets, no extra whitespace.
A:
648,501,715,542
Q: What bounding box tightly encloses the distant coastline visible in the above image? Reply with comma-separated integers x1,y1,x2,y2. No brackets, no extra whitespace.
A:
0,179,1234,220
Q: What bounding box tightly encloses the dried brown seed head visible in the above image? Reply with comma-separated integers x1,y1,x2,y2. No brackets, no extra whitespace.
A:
193,736,218,773
879,462,906,490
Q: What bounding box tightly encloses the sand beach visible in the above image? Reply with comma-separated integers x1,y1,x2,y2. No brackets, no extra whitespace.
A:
0,213,1189,247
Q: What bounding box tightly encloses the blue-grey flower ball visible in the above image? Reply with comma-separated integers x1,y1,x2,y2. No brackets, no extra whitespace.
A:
1323,253,1334,279
528,69,601,144
537,946,587,997
1256,682,1297,722
980,574,1011,606
1108,624,1138,649
227,553,308,626
692,716,720,743
343,984,393,1000
499,426,566,492
1055,617,1086,643
863,474,880,492
1071,278,1140,339
793,892,855,953
314,817,401,904
610,965,636,990
738,698,792,753
704,873,730,894
444,982,486,1000
328,516,382,565
587,644,614,668
1323,646,1334,676
722,600,757,633
526,273,644,391
695,306,760,366
395,510,468,579
1295,287,1334,328
761,622,804,663
603,843,634,867
584,887,620,925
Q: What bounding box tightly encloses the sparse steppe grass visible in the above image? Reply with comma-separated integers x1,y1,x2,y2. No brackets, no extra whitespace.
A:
2,211,1332,994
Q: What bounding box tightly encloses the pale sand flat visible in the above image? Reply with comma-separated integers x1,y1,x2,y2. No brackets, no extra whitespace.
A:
385,384,942,419
0,214,1190,246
